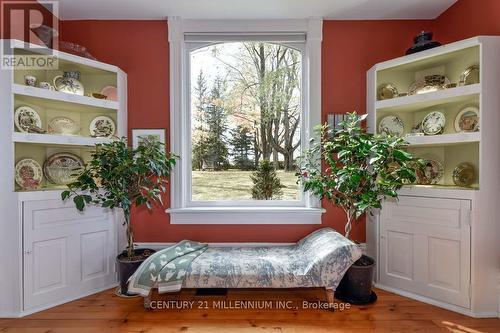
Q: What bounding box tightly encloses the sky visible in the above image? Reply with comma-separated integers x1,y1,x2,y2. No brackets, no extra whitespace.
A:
189,42,303,163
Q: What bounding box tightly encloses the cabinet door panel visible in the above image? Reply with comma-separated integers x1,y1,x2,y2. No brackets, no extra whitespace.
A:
386,230,414,281
379,196,470,308
23,199,116,311
32,237,67,293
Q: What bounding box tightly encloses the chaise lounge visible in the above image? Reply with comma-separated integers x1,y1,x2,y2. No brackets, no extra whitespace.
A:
141,228,362,307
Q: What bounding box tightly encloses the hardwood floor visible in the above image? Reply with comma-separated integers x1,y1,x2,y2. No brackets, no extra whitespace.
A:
1,288,499,332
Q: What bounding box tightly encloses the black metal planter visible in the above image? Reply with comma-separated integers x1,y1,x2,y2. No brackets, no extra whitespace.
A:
335,254,377,304
116,248,155,296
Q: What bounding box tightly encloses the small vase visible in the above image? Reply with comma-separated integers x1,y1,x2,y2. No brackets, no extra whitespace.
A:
406,31,441,55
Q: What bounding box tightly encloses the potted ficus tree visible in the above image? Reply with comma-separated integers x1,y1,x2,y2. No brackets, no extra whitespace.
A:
297,112,420,304
62,138,178,296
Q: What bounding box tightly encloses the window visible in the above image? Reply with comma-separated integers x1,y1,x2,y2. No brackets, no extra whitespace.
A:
190,42,302,202
168,18,323,224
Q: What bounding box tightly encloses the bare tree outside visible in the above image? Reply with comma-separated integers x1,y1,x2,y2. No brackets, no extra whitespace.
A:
191,42,302,201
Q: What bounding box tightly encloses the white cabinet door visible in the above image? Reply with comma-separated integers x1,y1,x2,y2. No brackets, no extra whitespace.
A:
379,196,471,308
23,199,116,311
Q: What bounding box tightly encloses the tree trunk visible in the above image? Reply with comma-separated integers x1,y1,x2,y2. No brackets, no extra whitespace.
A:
253,130,260,167
283,153,290,172
272,149,279,166
344,209,356,239
125,211,134,257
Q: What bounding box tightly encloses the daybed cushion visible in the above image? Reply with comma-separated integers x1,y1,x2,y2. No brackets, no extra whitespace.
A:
182,227,362,290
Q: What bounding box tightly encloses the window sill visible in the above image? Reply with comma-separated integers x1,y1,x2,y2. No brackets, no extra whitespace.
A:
166,207,325,225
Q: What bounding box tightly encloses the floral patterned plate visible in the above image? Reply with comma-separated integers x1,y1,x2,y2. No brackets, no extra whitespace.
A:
15,158,43,190
89,115,116,138
14,106,42,133
422,111,445,135
454,106,479,132
416,157,444,185
48,116,80,135
378,115,404,137
44,152,84,185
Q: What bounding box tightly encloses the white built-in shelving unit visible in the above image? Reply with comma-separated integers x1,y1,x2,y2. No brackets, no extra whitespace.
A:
0,39,127,317
366,36,500,318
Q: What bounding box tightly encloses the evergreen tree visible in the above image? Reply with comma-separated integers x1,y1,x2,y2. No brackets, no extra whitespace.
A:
204,76,229,170
192,70,209,170
230,125,254,170
250,160,283,200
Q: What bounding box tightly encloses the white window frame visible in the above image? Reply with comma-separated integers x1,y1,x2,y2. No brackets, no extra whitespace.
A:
167,17,324,224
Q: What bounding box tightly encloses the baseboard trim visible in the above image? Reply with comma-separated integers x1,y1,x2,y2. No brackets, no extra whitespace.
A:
0,311,19,319
134,242,295,250
17,283,118,318
375,283,498,318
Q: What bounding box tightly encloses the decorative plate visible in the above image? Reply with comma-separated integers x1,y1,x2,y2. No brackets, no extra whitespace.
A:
454,106,479,132
377,83,398,100
100,86,117,101
378,116,404,137
48,116,80,135
452,162,475,187
15,158,43,190
44,152,84,185
53,76,84,95
459,65,479,86
416,158,444,185
422,111,445,135
408,76,450,95
14,106,42,133
89,116,116,138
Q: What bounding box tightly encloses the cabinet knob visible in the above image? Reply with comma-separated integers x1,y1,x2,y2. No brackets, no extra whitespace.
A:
24,250,32,255
380,235,385,239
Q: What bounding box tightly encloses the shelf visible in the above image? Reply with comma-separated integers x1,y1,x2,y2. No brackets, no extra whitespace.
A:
398,185,478,200
375,84,480,113
405,132,480,147
16,185,67,193
13,132,114,146
403,184,479,191
13,84,119,110
11,39,120,73
373,37,481,72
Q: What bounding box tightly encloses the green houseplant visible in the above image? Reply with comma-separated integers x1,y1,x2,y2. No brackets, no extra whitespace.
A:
297,112,419,303
61,138,178,295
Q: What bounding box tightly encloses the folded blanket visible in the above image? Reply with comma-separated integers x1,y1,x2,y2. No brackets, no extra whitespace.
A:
127,240,207,296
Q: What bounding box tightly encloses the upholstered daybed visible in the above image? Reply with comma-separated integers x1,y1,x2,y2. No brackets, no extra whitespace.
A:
130,228,362,307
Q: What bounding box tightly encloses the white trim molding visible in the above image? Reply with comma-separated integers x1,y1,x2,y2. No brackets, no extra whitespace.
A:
167,17,323,225
135,241,296,250
167,207,324,224
376,283,499,319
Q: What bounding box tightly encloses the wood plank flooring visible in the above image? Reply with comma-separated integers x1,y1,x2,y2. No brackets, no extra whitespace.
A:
1,288,499,332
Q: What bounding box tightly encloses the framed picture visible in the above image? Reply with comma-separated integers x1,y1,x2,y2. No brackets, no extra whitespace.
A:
132,129,166,149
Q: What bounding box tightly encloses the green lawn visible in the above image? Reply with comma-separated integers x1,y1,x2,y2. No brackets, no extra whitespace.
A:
192,170,299,201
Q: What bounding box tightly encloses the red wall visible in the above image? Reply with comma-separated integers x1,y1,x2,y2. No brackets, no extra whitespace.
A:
434,0,500,44
322,20,433,240
56,0,499,244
